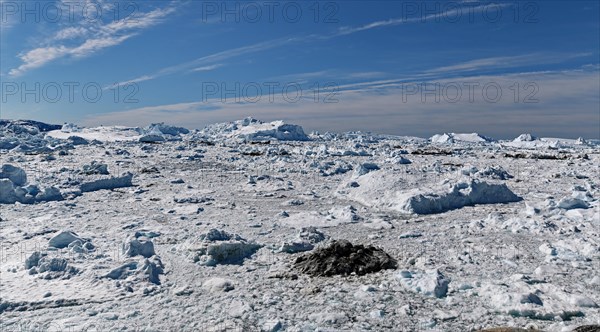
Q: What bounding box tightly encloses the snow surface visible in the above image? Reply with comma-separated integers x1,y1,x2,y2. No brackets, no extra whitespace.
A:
0,118,599,331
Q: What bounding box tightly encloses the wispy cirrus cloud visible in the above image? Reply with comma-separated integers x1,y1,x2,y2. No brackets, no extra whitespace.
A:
170,38,297,70
335,2,510,36
109,3,506,86
426,52,594,74
347,71,387,79
269,70,389,83
9,2,178,76
269,70,334,82
10,35,135,76
107,62,224,89
104,74,156,90
109,37,297,86
192,64,224,72
53,27,89,41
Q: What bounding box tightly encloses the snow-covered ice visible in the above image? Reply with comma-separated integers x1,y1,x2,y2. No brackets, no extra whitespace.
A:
1,118,598,331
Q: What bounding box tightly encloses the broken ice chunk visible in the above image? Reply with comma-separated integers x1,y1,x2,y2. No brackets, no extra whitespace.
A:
49,230,84,249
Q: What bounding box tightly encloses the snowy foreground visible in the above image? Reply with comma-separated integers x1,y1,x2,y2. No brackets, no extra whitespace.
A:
0,118,599,332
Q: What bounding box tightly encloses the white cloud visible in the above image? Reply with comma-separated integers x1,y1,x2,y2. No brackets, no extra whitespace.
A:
101,6,177,34
71,34,133,57
270,70,389,83
9,3,178,76
347,72,387,79
181,38,295,69
104,75,156,90
54,27,89,41
335,3,510,36
427,53,593,74
10,35,134,76
272,70,333,81
192,64,224,72
9,46,70,76
110,4,509,86
110,37,295,84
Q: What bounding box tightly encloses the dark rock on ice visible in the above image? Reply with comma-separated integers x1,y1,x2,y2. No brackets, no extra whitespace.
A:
294,240,397,276
572,326,600,332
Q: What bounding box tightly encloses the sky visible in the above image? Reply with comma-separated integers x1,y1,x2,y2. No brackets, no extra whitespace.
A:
1,0,599,139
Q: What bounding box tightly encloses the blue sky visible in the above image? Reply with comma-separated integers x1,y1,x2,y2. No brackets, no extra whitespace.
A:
1,0,599,139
